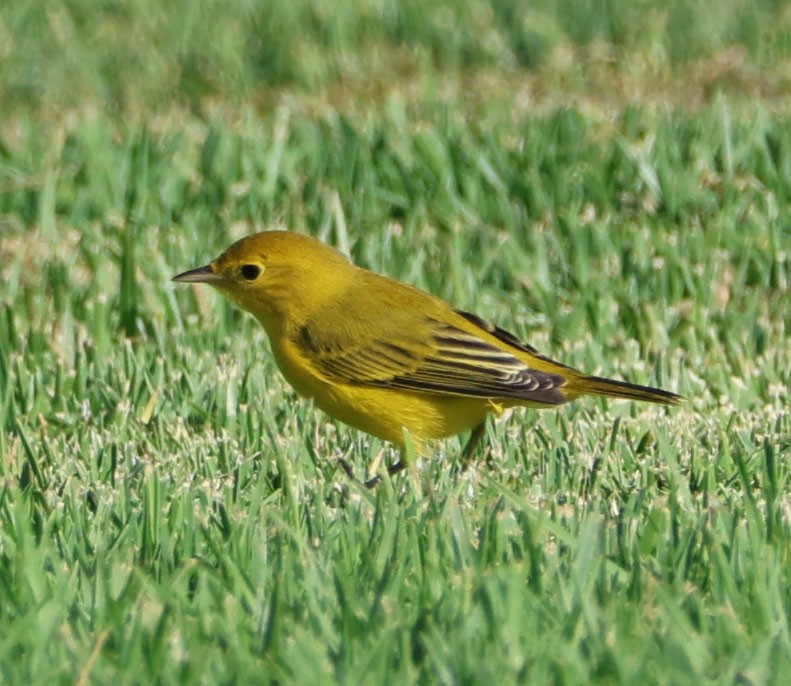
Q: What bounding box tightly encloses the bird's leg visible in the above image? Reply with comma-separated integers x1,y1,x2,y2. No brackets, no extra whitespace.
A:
461,421,487,469
362,460,406,488
387,460,407,476
338,455,407,489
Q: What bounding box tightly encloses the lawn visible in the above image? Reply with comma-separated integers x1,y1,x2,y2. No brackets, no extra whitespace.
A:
1,0,789,683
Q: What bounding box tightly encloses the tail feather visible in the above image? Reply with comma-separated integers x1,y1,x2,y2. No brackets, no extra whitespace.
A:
571,375,683,405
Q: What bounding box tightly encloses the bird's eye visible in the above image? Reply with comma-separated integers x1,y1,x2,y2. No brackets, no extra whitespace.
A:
240,264,261,281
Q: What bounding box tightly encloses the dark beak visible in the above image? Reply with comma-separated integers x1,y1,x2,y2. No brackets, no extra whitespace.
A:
172,265,222,283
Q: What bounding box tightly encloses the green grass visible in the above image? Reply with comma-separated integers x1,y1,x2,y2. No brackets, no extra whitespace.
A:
2,0,790,118
1,0,790,684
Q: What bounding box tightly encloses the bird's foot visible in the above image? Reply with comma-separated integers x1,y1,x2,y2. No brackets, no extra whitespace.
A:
337,457,406,488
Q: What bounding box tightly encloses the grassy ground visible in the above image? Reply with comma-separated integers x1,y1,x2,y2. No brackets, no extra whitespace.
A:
1,0,790,684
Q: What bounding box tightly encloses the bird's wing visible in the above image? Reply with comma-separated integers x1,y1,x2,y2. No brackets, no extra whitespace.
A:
293,314,569,405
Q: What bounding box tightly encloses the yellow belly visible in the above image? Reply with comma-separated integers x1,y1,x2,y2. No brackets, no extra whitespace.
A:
314,383,490,447
271,338,490,450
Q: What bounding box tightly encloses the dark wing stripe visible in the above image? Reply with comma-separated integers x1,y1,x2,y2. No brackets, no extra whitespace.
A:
322,356,382,377
420,358,516,377
433,337,522,357
299,316,571,404
451,310,581,373
378,341,419,361
433,332,495,351
319,348,568,401
432,347,525,367
379,359,567,398
454,309,552,358
356,349,399,370
433,326,530,368
380,374,568,403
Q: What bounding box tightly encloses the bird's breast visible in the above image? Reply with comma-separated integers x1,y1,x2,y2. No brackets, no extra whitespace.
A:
270,336,326,400
271,339,490,448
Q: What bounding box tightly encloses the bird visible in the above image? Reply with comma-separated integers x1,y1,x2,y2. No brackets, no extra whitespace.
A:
173,231,682,484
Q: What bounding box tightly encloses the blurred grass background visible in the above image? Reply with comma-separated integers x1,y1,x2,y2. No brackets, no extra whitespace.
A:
1,0,790,683
2,0,790,118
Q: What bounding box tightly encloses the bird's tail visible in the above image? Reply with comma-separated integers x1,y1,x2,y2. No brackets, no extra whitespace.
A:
568,374,683,405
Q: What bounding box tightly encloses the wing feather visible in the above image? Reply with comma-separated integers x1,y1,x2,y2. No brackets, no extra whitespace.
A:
294,317,568,405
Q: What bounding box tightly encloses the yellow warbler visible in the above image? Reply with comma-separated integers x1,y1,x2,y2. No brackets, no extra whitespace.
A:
174,231,681,477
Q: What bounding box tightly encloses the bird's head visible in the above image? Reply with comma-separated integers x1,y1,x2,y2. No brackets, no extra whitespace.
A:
173,231,353,331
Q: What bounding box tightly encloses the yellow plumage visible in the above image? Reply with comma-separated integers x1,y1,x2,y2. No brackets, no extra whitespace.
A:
174,231,681,465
